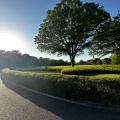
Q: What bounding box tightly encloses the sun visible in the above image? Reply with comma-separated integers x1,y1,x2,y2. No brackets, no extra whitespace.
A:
0,32,26,52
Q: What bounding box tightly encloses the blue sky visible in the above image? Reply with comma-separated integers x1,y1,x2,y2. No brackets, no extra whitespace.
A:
0,0,120,62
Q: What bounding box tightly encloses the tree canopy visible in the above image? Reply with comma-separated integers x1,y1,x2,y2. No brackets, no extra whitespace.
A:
35,0,110,66
89,11,120,57
0,50,69,69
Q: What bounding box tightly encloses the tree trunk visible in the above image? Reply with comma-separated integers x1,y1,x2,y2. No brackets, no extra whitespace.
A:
70,56,75,67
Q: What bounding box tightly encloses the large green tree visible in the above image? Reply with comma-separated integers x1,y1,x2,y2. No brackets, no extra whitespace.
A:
89,11,120,57
35,0,110,67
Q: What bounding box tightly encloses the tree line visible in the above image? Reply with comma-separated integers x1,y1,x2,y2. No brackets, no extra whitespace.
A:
0,50,70,69
78,58,107,65
0,50,119,70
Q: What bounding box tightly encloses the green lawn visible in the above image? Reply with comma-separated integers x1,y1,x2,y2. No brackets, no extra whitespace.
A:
16,65,120,79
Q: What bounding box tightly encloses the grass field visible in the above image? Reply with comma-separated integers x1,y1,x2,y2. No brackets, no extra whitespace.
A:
16,65,120,78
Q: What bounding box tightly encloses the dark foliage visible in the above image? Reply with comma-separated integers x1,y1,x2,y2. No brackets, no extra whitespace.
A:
0,50,68,69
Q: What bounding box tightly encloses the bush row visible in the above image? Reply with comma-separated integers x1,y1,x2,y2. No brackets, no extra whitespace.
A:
1,68,120,105
61,65,120,75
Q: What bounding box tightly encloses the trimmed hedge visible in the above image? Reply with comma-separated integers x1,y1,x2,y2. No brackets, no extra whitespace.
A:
1,68,120,105
61,65,120,75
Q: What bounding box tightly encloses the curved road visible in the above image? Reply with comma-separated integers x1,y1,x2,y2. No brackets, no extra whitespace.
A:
0,78,120,120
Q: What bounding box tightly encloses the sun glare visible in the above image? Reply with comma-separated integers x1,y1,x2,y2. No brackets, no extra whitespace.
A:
0,32,26,52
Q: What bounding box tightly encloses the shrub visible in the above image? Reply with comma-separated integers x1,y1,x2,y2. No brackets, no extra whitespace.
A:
1,68,120,104
102,58,111,64
111,54,120,64
86,58,102,65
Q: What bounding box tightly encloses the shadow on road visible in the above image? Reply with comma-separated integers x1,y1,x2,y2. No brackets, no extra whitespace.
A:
1,79,120,120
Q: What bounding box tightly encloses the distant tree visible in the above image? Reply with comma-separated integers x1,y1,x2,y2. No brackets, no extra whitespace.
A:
110,54,120,64
0,50,5,54
28,56,40,67
86,58,102,65
39,57,46,66
102,58,111,64
49,59,58,66
64,60,71,65
0,50,5,69
79,59,86,65
58,59,66,65
86,59,95,65
89,11,120,57
0,50,22,68
95,58,102,65
0,50,42,69
21,54,40,67
35,0,110,67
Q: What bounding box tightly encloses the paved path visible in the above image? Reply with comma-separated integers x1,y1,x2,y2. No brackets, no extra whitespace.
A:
0,78,120,120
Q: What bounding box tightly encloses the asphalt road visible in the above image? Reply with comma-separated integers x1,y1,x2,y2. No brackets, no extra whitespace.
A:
0,77,120,120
